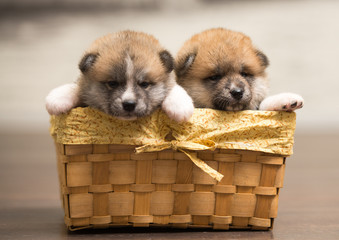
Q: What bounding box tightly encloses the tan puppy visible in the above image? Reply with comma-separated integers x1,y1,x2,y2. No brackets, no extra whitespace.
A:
46,31,194,121
175,28,303,111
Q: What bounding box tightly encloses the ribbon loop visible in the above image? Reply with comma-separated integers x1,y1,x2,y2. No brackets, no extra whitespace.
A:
135,139,224,182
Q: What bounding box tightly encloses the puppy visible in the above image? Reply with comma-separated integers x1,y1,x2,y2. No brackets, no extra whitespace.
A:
175,28,304,111
46,31,194,122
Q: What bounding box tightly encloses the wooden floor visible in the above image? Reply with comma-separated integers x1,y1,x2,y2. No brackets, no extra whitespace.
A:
0,133,339,239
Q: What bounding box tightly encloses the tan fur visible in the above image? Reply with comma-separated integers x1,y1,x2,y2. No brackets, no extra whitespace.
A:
46,30,195,121
80,31,174,87
77,30,176,119
175,28,269,110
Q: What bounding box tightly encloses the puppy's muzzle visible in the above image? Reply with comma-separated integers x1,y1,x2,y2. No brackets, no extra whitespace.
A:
122,100,136,112
230,87,244,100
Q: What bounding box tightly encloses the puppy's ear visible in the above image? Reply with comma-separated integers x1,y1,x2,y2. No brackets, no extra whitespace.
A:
175,52,196,78
159,50,174,73
79,53,99,73
255,50,269,68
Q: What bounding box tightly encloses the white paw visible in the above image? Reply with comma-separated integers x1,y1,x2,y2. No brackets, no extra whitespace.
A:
45,83,80,115
259,93,304,112
162,84,194,122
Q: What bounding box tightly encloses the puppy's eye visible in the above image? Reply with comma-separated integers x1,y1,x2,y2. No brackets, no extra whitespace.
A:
240,72,253,78
139,82,151,89
205,74,223,81
106,81,119,88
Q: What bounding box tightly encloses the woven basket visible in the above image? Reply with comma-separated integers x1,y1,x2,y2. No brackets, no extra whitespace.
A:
51,107,296,231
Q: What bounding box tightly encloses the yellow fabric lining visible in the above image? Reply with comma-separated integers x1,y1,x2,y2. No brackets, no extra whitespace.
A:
50,107,296,181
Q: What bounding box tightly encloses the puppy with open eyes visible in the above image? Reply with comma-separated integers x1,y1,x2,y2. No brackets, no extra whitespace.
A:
46,30,194,122
175,28,304,112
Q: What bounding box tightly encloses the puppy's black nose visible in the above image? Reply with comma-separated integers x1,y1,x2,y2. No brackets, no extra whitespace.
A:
122,100,136,112
230,88,244,100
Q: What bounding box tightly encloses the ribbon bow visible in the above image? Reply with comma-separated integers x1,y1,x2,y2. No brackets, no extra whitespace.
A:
135,140,224,182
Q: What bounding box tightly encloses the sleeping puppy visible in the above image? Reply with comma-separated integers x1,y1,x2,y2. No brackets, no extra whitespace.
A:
175,28,304,111
46,30,194,122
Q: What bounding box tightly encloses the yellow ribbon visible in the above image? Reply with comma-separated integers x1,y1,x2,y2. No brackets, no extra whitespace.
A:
135,140,224,182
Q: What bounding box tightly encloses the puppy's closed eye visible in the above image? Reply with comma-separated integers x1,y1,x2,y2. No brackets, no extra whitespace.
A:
240,72,253,78
204,74,223,82
106,81,120,89
138,81,151,89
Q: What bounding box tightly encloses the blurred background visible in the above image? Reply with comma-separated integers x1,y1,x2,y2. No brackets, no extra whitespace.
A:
1,0,339,239
1,0,339,134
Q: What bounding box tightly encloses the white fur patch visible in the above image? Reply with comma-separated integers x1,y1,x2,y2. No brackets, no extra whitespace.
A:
45,83,80,115
121,84,136,102
259,92,304,111
248,77,269,110
162,83,194,122
122,54,136,102
125,54,134,80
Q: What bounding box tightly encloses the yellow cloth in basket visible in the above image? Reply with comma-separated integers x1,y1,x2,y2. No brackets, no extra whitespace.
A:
50,107,296,181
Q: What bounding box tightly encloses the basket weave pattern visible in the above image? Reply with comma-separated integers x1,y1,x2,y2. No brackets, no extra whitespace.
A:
56,143,286,230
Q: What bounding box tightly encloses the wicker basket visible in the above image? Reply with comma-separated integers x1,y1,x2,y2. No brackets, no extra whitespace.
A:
51,107,296,231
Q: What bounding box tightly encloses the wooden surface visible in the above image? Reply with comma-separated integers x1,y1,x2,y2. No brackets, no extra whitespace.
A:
1,133,339,239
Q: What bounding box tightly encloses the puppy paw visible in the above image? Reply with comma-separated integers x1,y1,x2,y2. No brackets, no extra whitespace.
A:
162,84,194,122
259,93,304,112
45,83,80,115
